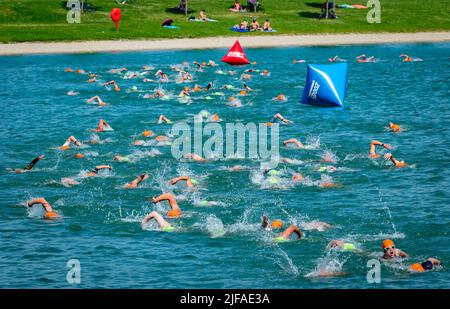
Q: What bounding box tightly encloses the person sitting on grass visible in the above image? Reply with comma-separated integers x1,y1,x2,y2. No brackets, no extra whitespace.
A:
230,1,243,12
250,18,261,31
240,20,249,30
199,9,208,21
263,19,272,31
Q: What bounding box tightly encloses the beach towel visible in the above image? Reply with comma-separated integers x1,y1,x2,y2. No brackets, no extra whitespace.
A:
230,27,249,32
337,4,355,9
189,18,218,22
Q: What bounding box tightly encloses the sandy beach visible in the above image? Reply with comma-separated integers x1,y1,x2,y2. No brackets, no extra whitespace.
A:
0,32,449,55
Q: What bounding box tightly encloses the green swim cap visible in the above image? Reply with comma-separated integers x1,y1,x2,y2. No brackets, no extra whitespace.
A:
190,178,198,185
199,110,210,118
275,236,287,243
199,200,209,206
162,226,175,232
318,166,327,172
268,170,280,176
131,86,138,91
342,243,356,252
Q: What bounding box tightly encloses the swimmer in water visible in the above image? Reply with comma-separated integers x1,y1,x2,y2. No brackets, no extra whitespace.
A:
410,257,441,272
94,119,112,132
60,135,82,150
87,96,106,106
328,55,346,63
150,193,182,217
141,211,174,232
125,173,149,188
205,82,213,91
183,153,206,162
380,239,408,260
14,155,45,174
327,240,358,252
170,175,194,188
399,54,422,62
158,114,172,124
243,82,252,91
369,140,392,158
283,138,304,148
384,153,407,168
388,122,401,132
267,113,291,126
356,54,376,63
103,80,120,91
86,165,112,177
261,215,283,230
113,155,131,163
27,197,59,219
272,94,287,101
155,70,169,82
274,224,303,242
179,86,190,97
144,90,165,98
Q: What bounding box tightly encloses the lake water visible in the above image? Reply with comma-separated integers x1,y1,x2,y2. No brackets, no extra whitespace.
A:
0,43,449,288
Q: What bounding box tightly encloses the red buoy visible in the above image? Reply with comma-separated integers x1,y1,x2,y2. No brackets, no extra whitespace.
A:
221,40,250,65
110,8,122,30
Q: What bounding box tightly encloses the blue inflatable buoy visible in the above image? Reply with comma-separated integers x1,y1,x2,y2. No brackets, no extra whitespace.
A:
300,63,348,107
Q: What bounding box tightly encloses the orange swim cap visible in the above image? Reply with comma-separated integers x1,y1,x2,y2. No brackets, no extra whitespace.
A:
382,239,395,249
252,61,257,65
212,114,220,122
76,69,83,74
271,219,283,229
87,172,97,177
156,135,168,141
277,94,286,100
75,153,84,159
229,96,236,101
45,211,57,219
263,69,269,74
240,90,247,95
142,130,154,137
60,145,70,150
134,140,144,145
184,86,190,91
65,68,73,72
266,122,273,127
194,85,201,92
410,263,425,272
167,209,181,218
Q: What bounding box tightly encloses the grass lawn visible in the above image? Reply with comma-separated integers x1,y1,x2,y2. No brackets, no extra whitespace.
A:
0,0,449,42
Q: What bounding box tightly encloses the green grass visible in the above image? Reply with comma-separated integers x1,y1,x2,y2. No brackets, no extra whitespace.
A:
0,0,448,42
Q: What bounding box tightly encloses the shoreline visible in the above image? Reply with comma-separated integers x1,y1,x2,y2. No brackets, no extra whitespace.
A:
0,32,449,55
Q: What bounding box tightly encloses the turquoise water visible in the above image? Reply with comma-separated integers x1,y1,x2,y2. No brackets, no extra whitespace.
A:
0,43,449,288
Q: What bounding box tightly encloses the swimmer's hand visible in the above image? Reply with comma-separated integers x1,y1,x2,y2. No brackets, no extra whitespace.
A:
384,153,393,160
